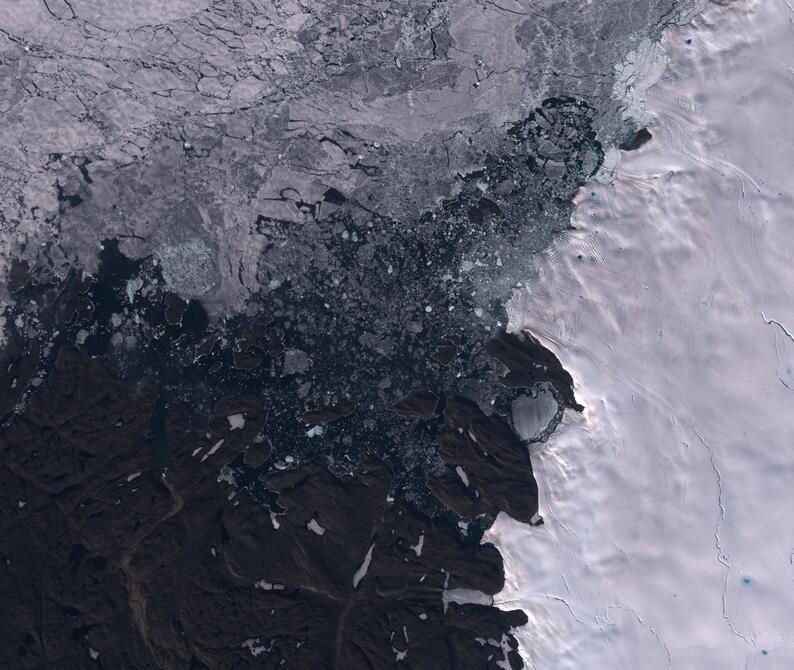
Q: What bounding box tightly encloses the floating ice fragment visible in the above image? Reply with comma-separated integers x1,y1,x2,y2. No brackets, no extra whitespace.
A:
125,277,143,302
217,466,235,486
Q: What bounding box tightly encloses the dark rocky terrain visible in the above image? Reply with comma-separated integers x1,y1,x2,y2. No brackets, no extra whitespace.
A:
1,249,578,668
0,0,693,666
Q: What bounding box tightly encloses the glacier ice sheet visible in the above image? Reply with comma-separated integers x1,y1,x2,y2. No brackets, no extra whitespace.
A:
488,1,794,667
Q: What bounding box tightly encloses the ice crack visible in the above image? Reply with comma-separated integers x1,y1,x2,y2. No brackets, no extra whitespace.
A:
608,603,672,669
694,429,751,644
762,312,794,389
762,312,794,343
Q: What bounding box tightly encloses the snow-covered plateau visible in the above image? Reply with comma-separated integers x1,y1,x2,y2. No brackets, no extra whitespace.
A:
488,1,794,667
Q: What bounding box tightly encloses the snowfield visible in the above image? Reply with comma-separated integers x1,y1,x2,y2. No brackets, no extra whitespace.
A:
488,1,794,668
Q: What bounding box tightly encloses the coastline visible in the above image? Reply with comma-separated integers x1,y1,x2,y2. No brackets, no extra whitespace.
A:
489,0,794,666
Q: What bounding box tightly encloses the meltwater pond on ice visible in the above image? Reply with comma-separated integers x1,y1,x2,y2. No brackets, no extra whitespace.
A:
487,1,794,668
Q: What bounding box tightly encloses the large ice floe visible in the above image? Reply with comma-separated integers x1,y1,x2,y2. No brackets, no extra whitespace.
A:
487,1,794,667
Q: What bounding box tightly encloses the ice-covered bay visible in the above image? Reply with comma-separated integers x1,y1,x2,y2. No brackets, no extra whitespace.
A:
487,1,794,667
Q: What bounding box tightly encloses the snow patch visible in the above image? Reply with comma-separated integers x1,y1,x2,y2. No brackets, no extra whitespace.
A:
353,543,375,589
442,588,493,613
226,413,245,430
254,579,285,591
200,439,224,462
410,533,424,557
307,518,326,536
454,466,470,487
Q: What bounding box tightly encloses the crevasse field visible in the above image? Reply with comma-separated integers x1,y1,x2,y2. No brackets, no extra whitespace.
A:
488,1,794,667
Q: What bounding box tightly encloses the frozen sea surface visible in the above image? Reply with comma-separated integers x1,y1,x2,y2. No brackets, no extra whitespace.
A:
487,1,794,668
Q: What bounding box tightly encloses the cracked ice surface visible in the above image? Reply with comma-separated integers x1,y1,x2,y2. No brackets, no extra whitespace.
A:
487,1,794,667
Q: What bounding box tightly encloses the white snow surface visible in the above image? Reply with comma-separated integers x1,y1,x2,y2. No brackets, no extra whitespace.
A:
200,439,224,463
226,413,246,430
511,387,559,443
307,518,327,536
486,2,794,668
353,543,375,589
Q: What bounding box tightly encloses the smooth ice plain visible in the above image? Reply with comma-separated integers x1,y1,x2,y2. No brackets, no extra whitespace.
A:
487,1,794,668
